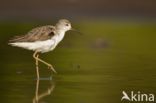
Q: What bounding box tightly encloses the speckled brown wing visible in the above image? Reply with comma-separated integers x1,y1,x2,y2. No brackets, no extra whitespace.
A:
9,25,55,43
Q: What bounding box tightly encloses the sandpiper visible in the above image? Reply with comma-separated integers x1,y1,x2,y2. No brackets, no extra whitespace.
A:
8,19,78,79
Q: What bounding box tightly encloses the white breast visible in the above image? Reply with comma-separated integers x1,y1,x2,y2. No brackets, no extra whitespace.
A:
56,31,65,43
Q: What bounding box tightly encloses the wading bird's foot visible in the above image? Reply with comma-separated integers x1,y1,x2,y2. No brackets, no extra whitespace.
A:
47,64,57,74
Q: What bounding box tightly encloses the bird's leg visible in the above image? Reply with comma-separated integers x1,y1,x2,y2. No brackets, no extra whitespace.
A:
36,54,39,80
37,58,57,74
33,51,40,79
33,51,57,74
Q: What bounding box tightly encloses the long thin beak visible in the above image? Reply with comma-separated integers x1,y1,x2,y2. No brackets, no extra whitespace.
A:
70,28,83,35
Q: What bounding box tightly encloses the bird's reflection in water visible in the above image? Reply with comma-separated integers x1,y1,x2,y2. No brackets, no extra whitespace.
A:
33,77,55,103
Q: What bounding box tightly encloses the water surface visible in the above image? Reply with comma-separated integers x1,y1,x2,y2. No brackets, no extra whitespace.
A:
0,20,156,103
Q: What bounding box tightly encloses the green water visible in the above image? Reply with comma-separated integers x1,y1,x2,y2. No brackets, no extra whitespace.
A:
0,20,156,103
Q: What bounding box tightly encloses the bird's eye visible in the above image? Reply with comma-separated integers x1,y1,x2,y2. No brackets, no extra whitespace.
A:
65,24,69,26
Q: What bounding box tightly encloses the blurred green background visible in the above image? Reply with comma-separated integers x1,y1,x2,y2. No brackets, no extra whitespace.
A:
0,0,156,103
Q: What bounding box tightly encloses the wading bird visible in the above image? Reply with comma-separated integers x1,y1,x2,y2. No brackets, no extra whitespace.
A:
9,19,79,79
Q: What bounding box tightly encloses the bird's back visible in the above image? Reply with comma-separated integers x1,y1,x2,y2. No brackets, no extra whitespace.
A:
9,25,55,43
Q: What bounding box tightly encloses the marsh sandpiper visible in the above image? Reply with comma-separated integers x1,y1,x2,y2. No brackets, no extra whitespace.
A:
9,19,79,79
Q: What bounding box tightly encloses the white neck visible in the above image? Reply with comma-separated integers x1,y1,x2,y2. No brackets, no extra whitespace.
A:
56,30,66,43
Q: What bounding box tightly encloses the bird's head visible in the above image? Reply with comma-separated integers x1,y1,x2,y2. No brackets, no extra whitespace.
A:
55,19,72,32
56,19,83,35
